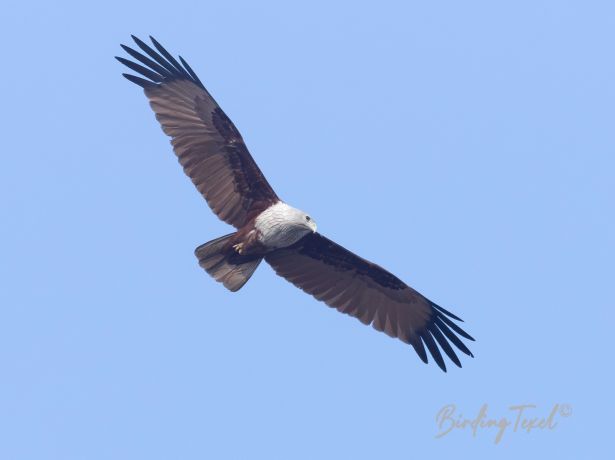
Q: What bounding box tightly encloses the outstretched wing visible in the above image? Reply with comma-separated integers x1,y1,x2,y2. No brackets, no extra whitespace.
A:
117,36,279,228
265,233,474,371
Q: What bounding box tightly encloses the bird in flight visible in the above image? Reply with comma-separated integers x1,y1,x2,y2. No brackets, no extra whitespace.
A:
117,36,474,371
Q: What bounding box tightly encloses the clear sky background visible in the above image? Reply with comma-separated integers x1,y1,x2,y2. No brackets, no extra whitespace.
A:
1,1,613,458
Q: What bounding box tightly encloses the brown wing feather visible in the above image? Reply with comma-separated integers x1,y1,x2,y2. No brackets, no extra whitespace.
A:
265,233,475,372
117,36,279,228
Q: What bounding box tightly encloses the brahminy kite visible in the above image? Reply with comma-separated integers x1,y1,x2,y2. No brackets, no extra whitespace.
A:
117,36,475,371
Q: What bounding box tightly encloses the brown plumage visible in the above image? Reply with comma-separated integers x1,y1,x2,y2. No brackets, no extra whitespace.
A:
118,36,278,228
266,233,474,370
117,36,475,372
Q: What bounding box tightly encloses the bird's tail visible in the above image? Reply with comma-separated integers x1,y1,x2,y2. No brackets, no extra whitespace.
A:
194,233,262,292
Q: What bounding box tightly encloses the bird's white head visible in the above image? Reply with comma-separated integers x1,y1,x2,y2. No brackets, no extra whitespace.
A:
302,212,317,233
283,204,317,234
255,202,317,249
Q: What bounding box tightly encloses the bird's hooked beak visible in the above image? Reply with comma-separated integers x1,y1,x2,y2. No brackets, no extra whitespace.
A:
311,220,317,233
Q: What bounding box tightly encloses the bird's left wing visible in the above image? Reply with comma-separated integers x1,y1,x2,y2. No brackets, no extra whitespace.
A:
116,36,279,228
265,233,474,371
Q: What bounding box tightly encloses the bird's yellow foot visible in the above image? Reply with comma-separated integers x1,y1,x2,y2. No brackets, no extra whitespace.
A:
233,243,244,254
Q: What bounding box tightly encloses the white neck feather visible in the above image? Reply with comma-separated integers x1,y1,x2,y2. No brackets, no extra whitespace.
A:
255,202,311,249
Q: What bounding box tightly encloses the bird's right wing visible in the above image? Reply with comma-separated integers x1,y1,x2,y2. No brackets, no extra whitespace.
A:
265,233,474,371
117,36,279,228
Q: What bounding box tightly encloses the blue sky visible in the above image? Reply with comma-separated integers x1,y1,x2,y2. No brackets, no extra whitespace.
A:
1,1,613,458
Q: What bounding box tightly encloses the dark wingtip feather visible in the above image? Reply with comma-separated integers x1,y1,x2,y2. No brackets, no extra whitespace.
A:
116,56,164,82
131,35,151,53
410,337,429,364
431,301,464,322
149,35,190,78
121,44,172,79
121,73,155,89
438,314,475,342
119,35,204,90
422,332,447,372
430,327,462,368
179,55,205,89
434,317,474,358
131,35,153,53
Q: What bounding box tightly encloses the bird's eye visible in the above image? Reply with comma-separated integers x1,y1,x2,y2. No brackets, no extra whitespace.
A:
306,216,311,222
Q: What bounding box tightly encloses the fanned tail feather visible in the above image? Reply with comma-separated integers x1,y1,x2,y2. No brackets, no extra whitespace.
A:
195,233,262,292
